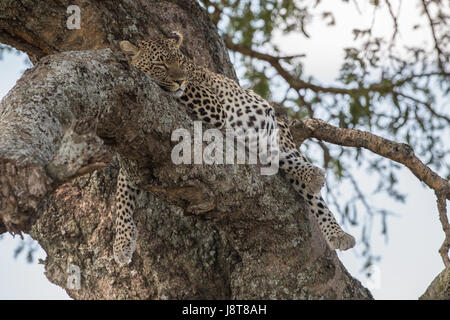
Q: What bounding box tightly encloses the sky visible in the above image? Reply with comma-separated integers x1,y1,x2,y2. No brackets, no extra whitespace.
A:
0,0,448,300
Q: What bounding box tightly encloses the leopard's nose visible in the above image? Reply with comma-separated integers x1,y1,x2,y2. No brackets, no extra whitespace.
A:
174,80,184,86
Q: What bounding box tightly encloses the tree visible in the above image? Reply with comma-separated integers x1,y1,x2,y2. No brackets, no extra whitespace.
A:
0,0,447,299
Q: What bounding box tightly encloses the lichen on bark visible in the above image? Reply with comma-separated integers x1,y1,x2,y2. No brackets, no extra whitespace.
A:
420,267,450,300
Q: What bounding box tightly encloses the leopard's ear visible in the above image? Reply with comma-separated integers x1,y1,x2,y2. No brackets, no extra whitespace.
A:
168,31,183,48
120,41,139,54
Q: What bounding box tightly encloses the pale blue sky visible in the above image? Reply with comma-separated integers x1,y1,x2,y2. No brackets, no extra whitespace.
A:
0,0,448,300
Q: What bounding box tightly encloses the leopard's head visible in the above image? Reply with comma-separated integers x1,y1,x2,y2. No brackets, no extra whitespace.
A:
120,32,187,96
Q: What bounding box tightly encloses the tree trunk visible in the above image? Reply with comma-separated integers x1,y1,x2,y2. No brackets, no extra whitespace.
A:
0,0,372,299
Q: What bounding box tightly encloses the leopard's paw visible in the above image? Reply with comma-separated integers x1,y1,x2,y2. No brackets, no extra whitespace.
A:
328,231,356,251
113,224,137,265
305,166,326,194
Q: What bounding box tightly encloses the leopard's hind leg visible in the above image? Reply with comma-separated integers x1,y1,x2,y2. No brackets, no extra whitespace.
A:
113,167,138,265
277,120,325,194
279,150,326,195
277,119,355,250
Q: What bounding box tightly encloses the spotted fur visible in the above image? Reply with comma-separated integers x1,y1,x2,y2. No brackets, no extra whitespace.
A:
114,32,355,265
113,168,138,265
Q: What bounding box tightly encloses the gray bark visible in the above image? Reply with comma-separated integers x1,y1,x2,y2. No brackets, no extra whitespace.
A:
0,0,372,299
420,267,450,300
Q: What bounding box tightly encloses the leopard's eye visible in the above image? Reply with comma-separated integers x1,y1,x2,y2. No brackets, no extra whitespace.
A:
153,62,168,70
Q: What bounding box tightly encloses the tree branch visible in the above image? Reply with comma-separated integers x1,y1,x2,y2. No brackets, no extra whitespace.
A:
289,118,450,265
436,189,450,267
224,36,449,96
384,0,400,46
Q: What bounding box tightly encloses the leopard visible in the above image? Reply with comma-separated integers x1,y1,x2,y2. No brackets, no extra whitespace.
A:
113,31,355,265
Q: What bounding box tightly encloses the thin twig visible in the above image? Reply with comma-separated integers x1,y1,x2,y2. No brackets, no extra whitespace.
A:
393,90,450,123
384,0,400,50
225,36,450,95
421,0,446,72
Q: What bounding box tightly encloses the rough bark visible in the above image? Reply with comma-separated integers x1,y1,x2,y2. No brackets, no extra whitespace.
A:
420,267,450,300
0,0,372,299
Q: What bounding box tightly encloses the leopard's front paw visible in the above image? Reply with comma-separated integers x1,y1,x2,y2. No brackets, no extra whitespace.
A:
328,231,356,251
113,247,133,265
305,166,325,194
